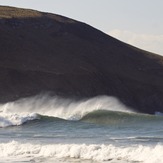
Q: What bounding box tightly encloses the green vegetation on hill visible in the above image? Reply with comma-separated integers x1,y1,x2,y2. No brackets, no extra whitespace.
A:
0,6,41,18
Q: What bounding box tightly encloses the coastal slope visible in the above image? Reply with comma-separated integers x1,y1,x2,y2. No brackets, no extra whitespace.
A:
0,6,163,114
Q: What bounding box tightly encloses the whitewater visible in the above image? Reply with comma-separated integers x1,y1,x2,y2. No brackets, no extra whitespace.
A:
0,95,163,163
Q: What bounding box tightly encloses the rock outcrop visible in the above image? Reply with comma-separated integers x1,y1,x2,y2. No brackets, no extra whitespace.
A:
0,6,163,114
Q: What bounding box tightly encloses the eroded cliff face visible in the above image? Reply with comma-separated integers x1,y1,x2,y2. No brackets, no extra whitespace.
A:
0,6,163,114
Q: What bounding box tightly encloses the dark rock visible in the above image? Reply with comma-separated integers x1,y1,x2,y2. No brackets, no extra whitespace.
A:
0,6,163,114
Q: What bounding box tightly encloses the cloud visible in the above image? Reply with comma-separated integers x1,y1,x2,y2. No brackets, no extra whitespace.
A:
108,29,163,56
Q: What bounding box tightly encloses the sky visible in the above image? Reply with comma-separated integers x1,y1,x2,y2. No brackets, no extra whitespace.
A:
0,0,163,55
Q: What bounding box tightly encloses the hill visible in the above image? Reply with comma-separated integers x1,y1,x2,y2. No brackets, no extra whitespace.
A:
0,6,163,114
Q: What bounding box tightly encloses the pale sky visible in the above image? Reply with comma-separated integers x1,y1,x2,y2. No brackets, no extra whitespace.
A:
0,0,163,55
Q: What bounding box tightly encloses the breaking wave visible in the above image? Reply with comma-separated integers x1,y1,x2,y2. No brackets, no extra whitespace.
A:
0,95,133,127
0,112,39,128
0,141,162,163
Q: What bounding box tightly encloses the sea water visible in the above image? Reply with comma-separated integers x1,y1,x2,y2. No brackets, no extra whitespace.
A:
0,95,163,163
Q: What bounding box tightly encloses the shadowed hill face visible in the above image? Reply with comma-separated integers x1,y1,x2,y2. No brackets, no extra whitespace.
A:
0,6,163,114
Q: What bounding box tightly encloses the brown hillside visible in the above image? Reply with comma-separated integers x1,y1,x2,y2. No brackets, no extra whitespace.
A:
0,6,163,114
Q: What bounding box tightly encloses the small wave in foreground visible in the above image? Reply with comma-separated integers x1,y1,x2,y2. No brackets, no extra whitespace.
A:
0,141,162,163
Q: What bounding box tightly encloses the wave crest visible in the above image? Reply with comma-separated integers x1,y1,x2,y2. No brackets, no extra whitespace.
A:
0,95,133,127
0,113,39,127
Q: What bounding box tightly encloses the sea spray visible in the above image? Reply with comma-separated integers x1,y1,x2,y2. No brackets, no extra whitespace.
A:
0,95,133,127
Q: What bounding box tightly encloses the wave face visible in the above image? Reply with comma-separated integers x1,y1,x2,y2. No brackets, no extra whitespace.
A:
0,141,162,163
81,110,163,125
0,95,133,127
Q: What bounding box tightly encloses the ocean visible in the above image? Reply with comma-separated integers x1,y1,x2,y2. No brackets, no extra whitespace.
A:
0,95,163,163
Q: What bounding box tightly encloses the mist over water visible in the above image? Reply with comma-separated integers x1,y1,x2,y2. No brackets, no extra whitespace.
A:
0,95,133,127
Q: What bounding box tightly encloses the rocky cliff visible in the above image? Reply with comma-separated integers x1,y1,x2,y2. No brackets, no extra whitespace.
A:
0,6,163,114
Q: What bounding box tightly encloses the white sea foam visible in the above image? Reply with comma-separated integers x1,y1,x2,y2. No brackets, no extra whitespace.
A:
0,112,39,127
0,95,133,127
0,141,162,163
